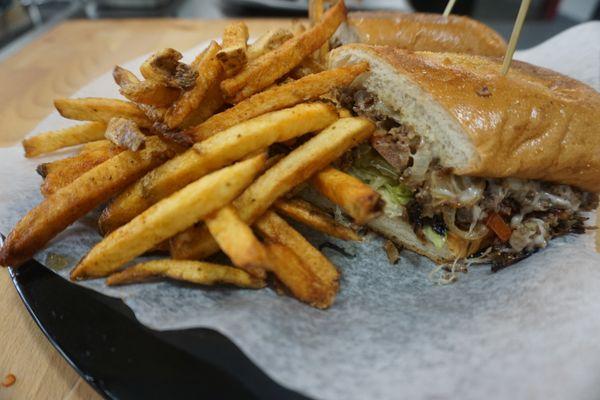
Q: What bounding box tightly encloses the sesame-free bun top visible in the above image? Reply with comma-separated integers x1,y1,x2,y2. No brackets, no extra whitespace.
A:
329,44,600,193
334,12,507,57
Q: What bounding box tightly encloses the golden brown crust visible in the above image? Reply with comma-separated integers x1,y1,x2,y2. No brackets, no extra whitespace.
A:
337,44,600,192
342,12,507,57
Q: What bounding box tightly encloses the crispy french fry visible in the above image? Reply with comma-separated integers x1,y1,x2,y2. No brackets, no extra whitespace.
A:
80,139,113,153
119,80,181,107
164,41,223,129
55,98,152,128
337,108,352,118
257,211,338,308
98,103,337,234
22,122,107,158
309,0,330,63
140,48,196,89
246,28,293,61
274,198,360,241
217,47,247,78
138,103,168,124
170,116,375,260
106,259,265,288
264,242,328,307
206,206,267,278
71,154,266,279
220,0,346,102
309,0,324,25
172,79,223,129
105,118,146,151
186,63,368,142
234,117,374,223
217,22,249,77
113,65,140,86
312,167,382,225
36,140,114,177
0,136,176,268
40,143,123,196
222,21,249,48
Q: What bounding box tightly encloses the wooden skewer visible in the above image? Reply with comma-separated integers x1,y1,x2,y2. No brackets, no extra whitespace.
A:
501,0,533,75
443,0,458,17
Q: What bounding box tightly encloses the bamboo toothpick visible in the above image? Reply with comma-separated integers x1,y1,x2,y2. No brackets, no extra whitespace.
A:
501,0,533,75
443,0,458,17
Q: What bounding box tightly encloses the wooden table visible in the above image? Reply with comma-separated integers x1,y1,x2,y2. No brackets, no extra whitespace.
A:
0,18,290,400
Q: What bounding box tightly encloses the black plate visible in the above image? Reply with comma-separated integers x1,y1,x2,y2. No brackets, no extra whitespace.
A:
9,259,311,400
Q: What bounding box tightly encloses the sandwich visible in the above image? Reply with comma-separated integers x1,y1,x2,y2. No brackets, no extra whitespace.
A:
326,44,600,270
333,12,507,57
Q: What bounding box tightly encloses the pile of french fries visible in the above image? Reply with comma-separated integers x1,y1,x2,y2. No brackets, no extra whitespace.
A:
0,0,384,309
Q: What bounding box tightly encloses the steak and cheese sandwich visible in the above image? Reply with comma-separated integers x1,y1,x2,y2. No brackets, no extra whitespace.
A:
328,44,600,269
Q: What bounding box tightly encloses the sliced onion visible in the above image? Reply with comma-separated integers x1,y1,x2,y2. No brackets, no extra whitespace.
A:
430,172,485,208
442,208,489,241
405,144,432,185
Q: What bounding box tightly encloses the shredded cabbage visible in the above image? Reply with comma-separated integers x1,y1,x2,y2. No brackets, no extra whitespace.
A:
350,145,412,217
423,226,447,249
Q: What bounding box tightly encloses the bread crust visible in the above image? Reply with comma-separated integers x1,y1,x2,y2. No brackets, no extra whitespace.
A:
331,44,600,192
338,12,507,57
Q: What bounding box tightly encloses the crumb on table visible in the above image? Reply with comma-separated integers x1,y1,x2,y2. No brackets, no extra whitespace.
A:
1,373,16,388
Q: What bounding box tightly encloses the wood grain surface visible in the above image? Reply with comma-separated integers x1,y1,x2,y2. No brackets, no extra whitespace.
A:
0,18,291,400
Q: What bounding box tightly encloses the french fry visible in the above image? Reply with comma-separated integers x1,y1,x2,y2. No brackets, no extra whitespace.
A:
217,22,249,77
140,48,196,89
40,142,123,196
170,116,376,260
312,167,383,225
222,21,249,48
206,206,267,278
119,80,181,108
99,103,337,234
337,107,352,118
71,154,266,279
0,136,176,268
36,140,114,178
137,103,167,124
164,41,223,129
55,98,152,128
264,242,328,308
22,122,107,158
106,259,265,289
113,65,140,86
220,0,346,102
105,118,146,151
186,63,368,142
246,28,293,61
257,210,338,308
234,117,374,223
274,198,361,241
80,139,113,153
172,79,223,129
140,48,182,82
308,0,329,62
309,0,325,25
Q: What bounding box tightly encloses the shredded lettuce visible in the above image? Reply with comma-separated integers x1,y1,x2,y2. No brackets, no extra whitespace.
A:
423,226,447,249
349,145,412,217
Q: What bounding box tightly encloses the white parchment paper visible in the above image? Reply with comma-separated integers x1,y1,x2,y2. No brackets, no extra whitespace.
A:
1,22,600,400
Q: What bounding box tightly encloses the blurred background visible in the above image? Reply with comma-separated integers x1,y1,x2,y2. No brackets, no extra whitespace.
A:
0,0,598,59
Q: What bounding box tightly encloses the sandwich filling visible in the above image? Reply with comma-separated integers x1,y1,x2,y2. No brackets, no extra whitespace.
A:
336,87,598,270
